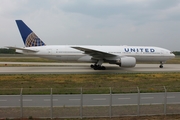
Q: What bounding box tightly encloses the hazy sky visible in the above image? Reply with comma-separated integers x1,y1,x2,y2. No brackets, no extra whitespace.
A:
0,0,180,51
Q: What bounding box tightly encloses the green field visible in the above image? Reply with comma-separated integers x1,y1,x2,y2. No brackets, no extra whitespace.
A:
0,73,180,94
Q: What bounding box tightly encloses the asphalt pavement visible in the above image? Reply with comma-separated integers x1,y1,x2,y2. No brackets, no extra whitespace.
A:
0,92,180,107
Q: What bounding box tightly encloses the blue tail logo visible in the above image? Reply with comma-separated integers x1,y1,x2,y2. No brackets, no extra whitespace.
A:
16,20,46,47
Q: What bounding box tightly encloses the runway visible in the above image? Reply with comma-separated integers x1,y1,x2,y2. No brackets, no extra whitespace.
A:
0,62,180,74
0,92,180,107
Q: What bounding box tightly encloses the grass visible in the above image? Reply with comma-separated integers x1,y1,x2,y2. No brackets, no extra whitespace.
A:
1,107,180,119
0,73,180,94
1,115,180,120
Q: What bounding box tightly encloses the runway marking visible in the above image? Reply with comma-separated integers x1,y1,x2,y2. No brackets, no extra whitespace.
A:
167,102,180,104
141,97,154,99
44,99,58,101
93,98,106,101
118,98,131,100
0,100,7,102
69,99,80,101
167,96,175,99
19,99,32,102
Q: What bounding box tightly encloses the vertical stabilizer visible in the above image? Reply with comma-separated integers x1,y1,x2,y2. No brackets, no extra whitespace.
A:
15,20,46,47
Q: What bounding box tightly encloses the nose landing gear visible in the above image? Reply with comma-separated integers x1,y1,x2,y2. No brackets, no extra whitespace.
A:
159,61,164,68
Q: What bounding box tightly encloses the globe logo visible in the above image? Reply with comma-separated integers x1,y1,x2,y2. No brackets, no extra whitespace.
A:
25,32,46,47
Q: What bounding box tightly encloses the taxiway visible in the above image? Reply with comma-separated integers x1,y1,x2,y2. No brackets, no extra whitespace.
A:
0,92,180,107
0,62,180,74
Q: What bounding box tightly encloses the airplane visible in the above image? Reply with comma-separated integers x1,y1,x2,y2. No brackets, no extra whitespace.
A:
7,20,175,70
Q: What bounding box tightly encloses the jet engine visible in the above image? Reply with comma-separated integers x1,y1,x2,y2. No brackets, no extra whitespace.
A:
108,57,136,67
119,57,136,67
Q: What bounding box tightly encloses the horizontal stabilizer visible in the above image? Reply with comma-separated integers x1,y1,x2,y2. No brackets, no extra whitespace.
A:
6,46,38,52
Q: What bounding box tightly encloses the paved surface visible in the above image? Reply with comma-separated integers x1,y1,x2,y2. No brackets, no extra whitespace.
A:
0,62,180,74
0,92,179,107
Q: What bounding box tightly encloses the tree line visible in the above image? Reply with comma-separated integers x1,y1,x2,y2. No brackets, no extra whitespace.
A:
0,48,17,54
172,51,180,55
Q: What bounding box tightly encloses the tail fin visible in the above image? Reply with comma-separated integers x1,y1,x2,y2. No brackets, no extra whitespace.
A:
15,20,46,47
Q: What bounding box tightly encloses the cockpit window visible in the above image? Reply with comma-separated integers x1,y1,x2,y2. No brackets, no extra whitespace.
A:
170,52,173,54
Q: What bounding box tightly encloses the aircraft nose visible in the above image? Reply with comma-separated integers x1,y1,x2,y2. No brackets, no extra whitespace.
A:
173,53,175,57
171,52,175,58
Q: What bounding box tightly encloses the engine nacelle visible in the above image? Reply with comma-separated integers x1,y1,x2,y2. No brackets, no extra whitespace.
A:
119,57,136,67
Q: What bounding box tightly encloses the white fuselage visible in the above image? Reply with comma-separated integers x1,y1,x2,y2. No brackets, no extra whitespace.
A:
16,45,175,63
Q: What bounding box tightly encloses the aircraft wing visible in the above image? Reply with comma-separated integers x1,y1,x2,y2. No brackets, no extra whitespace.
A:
6,46,38,52
71,46,118,59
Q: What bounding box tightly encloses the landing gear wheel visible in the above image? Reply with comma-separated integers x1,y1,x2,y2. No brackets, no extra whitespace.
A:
90,64,94,68
91,60,106,70
93,67,98,70
93,65,99,70
101,66,106,70
159,65,163,68
92,65,106,70
159,61,164,68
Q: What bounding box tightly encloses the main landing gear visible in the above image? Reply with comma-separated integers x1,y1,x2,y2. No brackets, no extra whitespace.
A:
90,60,106,70
159,61,164,68
90,64,106,70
